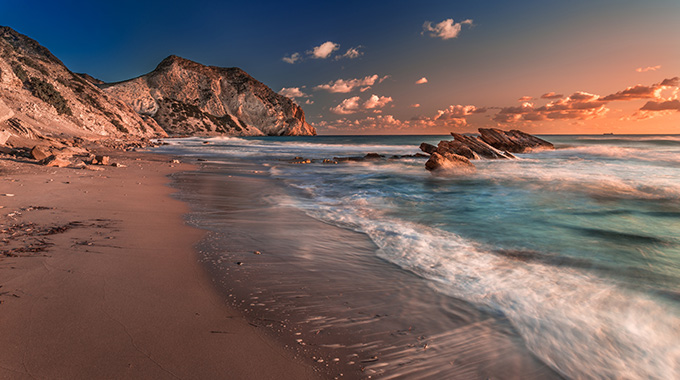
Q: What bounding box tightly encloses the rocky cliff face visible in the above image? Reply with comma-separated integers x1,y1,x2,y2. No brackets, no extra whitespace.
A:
0,26,166,140
103,55,316,136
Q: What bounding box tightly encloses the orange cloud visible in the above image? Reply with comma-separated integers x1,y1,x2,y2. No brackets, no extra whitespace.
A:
518,96,534,102
415,77,428,84
640,99,680,111
495,93,608,122
541,92,563,99
330,96,361,114
636,65,661,72
315,75,385,93
363,94,393,110
601,77,678,101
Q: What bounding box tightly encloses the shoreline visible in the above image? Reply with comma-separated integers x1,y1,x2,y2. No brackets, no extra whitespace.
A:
0,150,317,379
171,158,561,379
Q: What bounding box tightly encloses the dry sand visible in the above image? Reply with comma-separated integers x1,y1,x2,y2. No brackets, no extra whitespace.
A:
0,152,318,379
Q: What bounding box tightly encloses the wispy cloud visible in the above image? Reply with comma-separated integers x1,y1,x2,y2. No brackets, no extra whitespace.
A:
415,77,428,84
541,92,564,99
641,99,680,111
494,93,608,122
422,18,473,40
321,103,483,132
601,77,678,101
336,47,363,60
315,75,386,93
309,41,340,59
410,103,421,108
636,65,661,73
282,52,301,64
518,96,534,102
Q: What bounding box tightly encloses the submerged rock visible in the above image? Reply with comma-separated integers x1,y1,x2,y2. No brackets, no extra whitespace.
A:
478,128,554,153
425,152,476,173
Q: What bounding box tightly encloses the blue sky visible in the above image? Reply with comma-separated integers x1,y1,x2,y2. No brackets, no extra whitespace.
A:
2,0,679,134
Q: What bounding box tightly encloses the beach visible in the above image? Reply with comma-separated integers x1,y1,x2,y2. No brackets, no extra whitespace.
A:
0,150,317,379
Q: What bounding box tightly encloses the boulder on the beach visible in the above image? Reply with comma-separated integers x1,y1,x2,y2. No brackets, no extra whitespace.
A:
30,146,51,161
425,152,476,173
478,128,554,153
40,155,71,168
450,133,515,159
91,155,110,165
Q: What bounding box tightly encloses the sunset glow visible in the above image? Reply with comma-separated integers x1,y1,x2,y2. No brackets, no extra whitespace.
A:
1,0,678,134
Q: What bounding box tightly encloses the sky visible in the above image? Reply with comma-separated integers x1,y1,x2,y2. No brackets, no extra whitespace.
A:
1,0,679,135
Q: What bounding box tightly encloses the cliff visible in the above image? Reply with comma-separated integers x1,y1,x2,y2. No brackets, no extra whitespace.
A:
103,55,316,136
0,26,166,140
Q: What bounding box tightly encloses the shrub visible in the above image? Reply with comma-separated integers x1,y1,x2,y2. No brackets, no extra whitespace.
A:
11,62,29,83
27,77,72,116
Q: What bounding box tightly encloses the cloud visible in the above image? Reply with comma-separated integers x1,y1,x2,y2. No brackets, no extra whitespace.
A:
640,99,680,111
518,96,534,102
282,52,302,64
315,75,385,93
435,105,485,121
278,87,308,98
415,77,428,84
331,94,393,114
601,77,679,101
330,96,361,114
636,65,661,73
336,47,363,60
309,41,339,59
494,93,608,123
363,95,393,110
305,99,314,105
410,103,421,108
422,18,473,40
541,92,564,99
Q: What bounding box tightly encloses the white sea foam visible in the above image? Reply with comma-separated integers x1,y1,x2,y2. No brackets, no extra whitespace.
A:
283,195,680,379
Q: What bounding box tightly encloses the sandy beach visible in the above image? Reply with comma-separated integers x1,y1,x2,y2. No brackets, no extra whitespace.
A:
0,150,317,379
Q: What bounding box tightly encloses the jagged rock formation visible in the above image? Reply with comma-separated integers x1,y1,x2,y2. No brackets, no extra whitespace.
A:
420,128,552,172
479,128,554,153
103,55,316,136
0,26,166,141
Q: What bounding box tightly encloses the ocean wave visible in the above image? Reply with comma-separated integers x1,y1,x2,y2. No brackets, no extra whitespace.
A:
282,197,680,379
551,145,680,164
473,160,680,200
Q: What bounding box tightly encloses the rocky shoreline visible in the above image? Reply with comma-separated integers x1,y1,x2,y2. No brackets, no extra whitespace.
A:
419,128,554,172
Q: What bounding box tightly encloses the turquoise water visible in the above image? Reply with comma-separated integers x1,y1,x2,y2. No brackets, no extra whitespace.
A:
157,134,680,379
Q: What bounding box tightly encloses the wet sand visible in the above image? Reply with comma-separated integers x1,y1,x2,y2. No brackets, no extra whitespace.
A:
0,152,317,379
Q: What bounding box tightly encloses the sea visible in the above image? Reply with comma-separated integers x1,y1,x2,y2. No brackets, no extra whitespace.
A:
153,134,680,379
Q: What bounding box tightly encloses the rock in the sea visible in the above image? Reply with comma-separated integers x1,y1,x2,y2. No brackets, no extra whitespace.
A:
450,133,514,159
478,128,554,153
364,153,384,159
425,152,476,173
437,140,478,160
419,143,437,155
